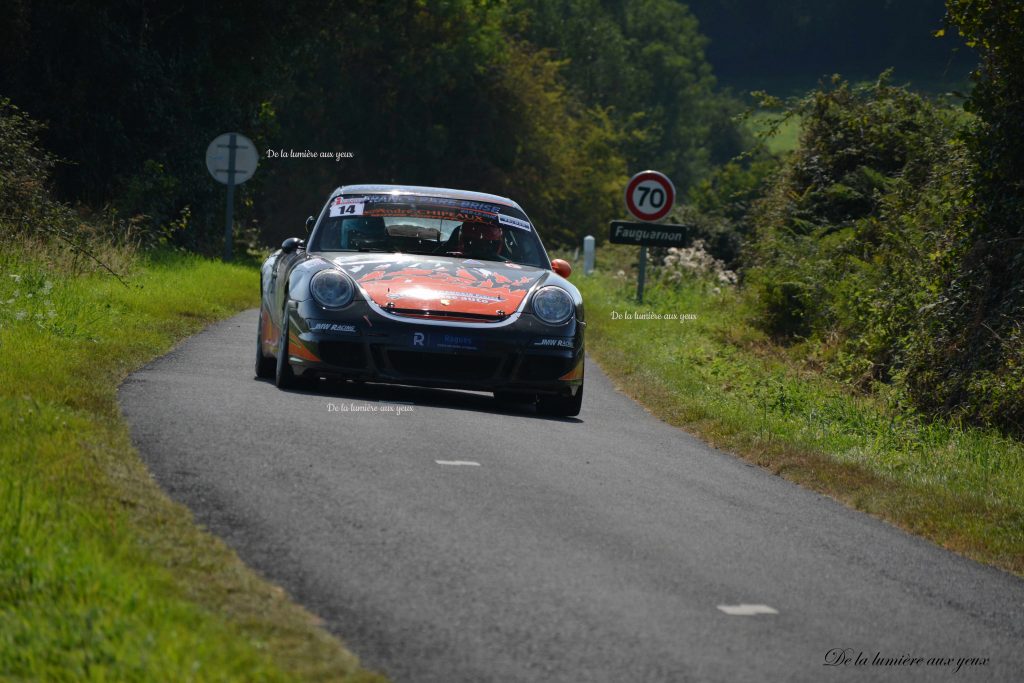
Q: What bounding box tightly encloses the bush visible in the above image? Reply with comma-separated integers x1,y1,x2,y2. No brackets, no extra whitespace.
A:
0,97,67,235
899,0,1024,435
739,37,1024,436
743,75,962,355
684,151,780,266
0,98,143,276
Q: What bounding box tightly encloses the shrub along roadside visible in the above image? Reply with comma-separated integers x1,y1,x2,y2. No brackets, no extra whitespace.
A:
573,267,1024,576
0,247,384,682
741,65,1022,438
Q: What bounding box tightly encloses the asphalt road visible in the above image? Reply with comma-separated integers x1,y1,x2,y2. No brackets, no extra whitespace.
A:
120,309,1024,682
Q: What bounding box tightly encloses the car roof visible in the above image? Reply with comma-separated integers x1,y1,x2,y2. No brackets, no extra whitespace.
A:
332,184,524,212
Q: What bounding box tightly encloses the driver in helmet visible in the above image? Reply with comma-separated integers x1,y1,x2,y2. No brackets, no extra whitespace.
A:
459,222,504,260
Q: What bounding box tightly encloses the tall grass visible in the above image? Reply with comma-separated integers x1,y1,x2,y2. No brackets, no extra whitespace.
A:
0,247,381,681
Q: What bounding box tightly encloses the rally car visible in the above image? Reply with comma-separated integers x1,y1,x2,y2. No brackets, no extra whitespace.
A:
255,184,584,416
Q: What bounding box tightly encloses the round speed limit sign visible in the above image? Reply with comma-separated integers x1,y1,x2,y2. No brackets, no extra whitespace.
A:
624,170,675,221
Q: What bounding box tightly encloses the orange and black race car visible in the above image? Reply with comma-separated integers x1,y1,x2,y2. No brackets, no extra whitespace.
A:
256,184,584,416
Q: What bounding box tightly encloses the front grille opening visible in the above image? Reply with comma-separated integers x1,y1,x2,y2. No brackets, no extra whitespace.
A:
318,341,368,369
387,307,507,322
387,350,500,381
517,355,573,381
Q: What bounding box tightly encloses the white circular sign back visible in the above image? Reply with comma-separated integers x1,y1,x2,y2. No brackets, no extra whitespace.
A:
206,132,258,185
624,170,675,221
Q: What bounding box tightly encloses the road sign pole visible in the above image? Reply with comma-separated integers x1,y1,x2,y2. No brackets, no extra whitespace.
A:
223,133,237,261
207,132,257,259
637,245,647,303
623,170,675,305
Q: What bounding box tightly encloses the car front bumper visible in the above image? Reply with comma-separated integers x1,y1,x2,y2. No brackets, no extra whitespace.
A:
285,299,584,396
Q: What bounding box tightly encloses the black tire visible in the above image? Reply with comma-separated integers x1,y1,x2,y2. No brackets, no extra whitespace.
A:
255,310,276,379
275,309,304,389
536,384,583,417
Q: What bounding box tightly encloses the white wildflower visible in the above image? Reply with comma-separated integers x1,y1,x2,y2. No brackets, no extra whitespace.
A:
655,238,737,288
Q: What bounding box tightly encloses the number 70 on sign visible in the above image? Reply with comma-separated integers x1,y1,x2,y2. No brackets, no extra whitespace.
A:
624,170,675,222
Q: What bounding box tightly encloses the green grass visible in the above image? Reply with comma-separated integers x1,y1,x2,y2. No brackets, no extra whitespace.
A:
744,110,802,154
573,261,1024,575
0,246,384,681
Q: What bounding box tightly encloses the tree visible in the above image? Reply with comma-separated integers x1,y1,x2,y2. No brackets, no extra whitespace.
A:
514,0,746,190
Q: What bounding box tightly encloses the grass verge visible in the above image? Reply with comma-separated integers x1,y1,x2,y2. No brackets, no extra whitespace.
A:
0,246,384,681
574,264,1024,576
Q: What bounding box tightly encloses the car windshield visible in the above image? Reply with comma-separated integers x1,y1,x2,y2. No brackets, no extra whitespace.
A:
308,194,549,268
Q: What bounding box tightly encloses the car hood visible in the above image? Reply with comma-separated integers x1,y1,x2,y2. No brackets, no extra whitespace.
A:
326,253,549,320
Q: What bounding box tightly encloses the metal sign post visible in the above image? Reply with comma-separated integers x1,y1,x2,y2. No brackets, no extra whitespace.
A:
223,134,237,261
206,132,258,261
622,170,677,303
637,245,647,303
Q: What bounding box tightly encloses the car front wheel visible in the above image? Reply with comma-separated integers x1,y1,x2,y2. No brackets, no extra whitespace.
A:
275,309,304,389
255,310,276,379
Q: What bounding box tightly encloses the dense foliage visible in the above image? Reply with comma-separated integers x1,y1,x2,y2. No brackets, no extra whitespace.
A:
904,0,1024,433
0,98,60,228
734,0,1024,436
0,0,748,249
0,97,170,260
744,76,964,368
517,0,748,190
1,0,297,249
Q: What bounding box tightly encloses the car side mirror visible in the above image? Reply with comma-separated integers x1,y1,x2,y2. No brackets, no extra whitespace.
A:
305,215,315,234
551,259,572,279
281,237,304,254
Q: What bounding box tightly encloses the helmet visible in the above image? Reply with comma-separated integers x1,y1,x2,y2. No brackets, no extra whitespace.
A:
459,222,503,258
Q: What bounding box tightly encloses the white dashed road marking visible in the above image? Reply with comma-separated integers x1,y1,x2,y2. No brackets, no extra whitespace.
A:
717,604,779,616
435,460,481,467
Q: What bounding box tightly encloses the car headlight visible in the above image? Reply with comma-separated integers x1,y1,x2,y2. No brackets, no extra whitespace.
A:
310,269,354,309
532,286,574,324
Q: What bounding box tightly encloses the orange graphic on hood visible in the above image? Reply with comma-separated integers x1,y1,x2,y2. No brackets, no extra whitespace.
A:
336,259,544,319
